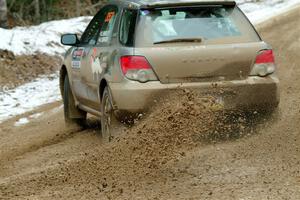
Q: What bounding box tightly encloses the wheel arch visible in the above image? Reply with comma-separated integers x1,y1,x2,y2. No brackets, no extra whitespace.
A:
99,78,108,101
60,65,68,97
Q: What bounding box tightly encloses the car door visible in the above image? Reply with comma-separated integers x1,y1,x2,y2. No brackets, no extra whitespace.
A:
70,11,103,102
72,6,117,105
70,46,86,101
80,5,119,110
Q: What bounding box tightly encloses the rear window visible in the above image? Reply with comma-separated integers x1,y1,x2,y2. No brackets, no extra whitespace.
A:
135,5,260,46
119,9,138,47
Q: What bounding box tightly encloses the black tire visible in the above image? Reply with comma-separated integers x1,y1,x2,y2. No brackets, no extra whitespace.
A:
63,74,86,127
101,86,121,142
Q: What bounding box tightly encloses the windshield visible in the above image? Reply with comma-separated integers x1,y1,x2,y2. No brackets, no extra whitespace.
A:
135,6,260,46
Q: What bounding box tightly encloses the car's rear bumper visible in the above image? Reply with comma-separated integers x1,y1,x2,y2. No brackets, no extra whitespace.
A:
110,75,279,113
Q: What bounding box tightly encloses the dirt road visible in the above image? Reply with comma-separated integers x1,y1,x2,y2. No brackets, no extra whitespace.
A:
0,7,300,200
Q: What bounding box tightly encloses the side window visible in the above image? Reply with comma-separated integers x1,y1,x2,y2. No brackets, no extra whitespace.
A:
80,11,103,45
97,6,118,45
119,9,137,46
80,5,118,45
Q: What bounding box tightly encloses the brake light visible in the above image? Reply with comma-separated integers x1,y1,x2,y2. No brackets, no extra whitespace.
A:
255,50,275,64
120,56,151,74
120,56,157,83
251,49,276,77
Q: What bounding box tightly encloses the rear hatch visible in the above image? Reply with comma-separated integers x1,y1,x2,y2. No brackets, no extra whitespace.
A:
134,3,265,83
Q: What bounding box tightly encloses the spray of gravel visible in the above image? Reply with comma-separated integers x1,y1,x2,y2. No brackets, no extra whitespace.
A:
1,89,268,199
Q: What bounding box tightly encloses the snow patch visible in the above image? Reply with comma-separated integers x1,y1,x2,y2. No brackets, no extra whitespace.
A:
15,118,30,126
237,0,300,24
29,112,44,119
0,74,61,123
14,112,44,126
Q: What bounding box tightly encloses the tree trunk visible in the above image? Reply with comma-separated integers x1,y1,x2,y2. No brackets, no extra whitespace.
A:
76,0,81,17
0,0,8,28
34,0,40,23
41,0,46,21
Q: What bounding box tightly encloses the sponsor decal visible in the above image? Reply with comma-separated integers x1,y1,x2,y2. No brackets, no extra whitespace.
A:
90,48,103,81
105,11,115,22
71,47,85,69
72,60,81,68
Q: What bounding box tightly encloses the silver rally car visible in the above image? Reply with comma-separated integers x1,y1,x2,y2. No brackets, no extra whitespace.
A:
60,0,279,140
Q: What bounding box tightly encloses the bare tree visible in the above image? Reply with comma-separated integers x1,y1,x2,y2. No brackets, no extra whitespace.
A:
34,0,40,23
0,0,8,28
76,0,81,17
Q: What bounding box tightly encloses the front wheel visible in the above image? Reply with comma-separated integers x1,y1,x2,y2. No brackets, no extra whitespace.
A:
101,87,122,142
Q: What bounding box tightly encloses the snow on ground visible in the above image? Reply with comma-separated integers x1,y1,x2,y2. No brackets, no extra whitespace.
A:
14,117,30,126
0,16,91,56
0,73,61,123
1,0,300,124
237,0,300,24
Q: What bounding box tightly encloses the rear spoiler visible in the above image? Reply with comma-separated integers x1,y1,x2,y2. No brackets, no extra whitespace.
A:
139,1,236,9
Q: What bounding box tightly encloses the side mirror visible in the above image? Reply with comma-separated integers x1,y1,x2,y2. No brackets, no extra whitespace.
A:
61,34,79,46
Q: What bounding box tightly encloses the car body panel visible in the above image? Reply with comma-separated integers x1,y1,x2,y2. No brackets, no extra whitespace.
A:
110,75,279,112
134,42,267,83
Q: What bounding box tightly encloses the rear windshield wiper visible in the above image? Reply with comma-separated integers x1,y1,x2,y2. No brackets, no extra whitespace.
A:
153,38,203,45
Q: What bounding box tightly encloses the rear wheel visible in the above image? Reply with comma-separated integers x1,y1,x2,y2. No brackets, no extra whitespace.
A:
101,87,121,142
63,75,87,127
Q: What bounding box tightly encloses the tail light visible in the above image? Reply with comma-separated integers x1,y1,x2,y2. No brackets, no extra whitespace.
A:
120,56,158,83
250,49,276,77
